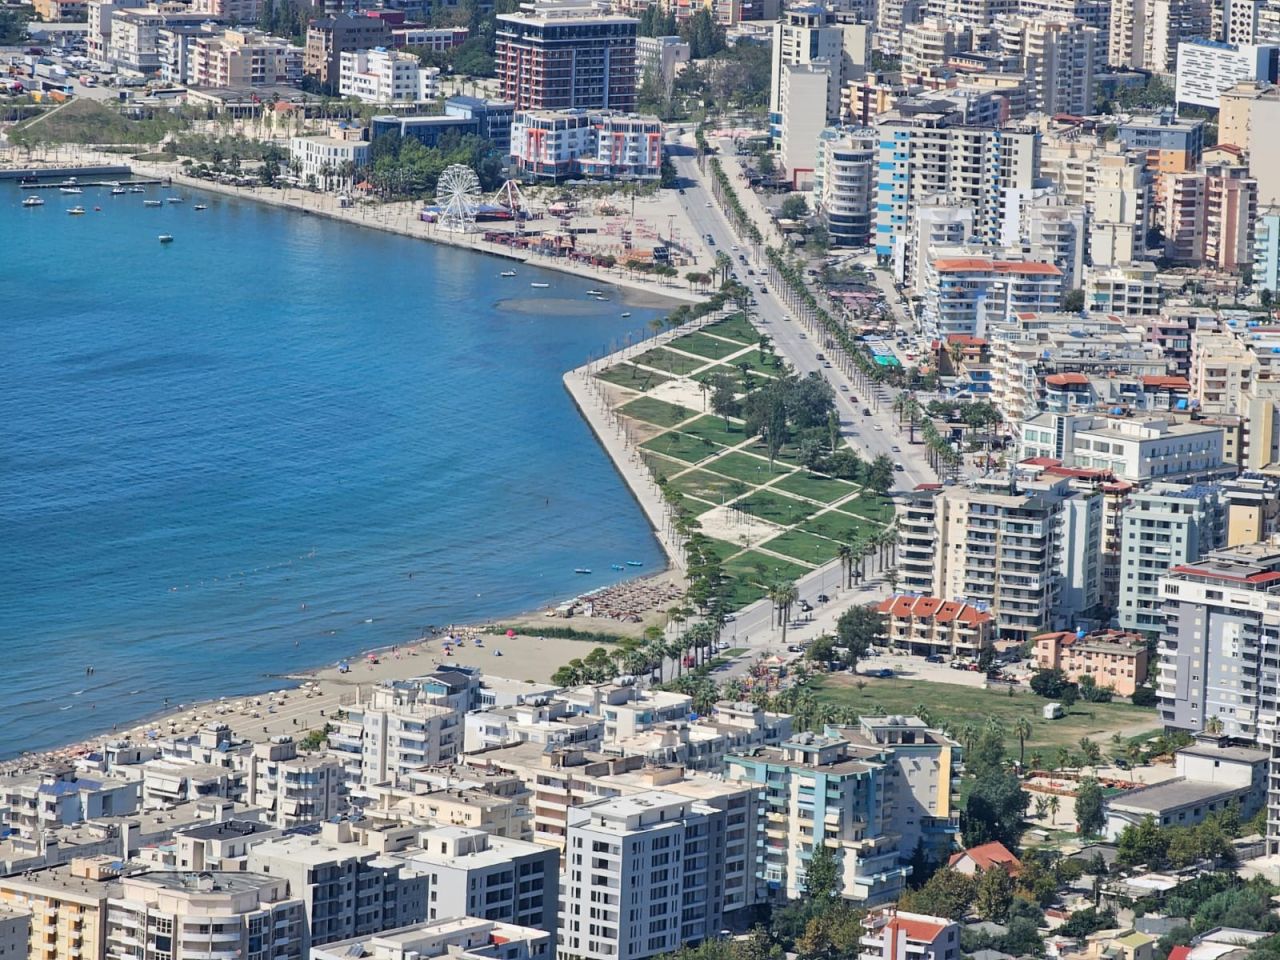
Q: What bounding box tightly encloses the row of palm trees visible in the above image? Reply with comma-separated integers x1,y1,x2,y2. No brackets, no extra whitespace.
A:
836,524,900,592
707,157,763,246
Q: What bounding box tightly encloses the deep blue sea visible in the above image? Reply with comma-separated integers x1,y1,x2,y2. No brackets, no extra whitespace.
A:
0,183,666,758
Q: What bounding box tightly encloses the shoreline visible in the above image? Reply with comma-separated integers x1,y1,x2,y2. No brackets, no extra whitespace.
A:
0,155,698,771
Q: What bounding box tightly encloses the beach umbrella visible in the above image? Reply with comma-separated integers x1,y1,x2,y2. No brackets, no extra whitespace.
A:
506,629,516,638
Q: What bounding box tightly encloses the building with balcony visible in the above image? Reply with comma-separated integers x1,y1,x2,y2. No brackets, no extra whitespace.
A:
509,109,662,180
875,595,995,657
920,252,1064,339
339,47,439,102
1118,482,1226,632
495,0,637,113
310,917,552,960
329,679,464,786
187,27,300,86
998,15,1100,116
560,791,725,960
858,909,960,960
393,826,557,931
304,13,391,89
0,857,125,960
105,871,306,960
1175,39,1279,109
725,733,910,906
1085,262,1162,318
814,126,876,247
244,821,425,946
2,772,141,841
245,737,343,829
1032,628,1151,696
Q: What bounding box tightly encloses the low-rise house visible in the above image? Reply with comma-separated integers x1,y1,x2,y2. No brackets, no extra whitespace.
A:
948,841,1022,877
859,909,961,960
876,595,995,658
1032,628,1150,696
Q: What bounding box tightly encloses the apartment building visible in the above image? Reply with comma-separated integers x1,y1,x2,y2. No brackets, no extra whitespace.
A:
245,822,426,946
1032,628,1151,695
1223,472,1280,545
1117,113,1205,174
560,792,725,960
105,872,307,960
1118,482,1226,631
509,109,663,180
304,13,391,89
1175,39,1279,109
185,27,300,86
920,252,1063,338
1156,542,1280,737
0,857,123,960
725,733,910,906
778,62,832,182
495,0,637,112
859,909,961,960
353,768,533,840
395,826,557,931
998,15,1100,116
1108,0,1212,73
1062,415,1229,484
105,3,217,73
634,34,689,87
899,474,1103,640
874,109,1039,285
311,918,552,960
3,772,140,841
814,126,876,247
769,6,866,121
338,47,439,102
328,679,463,785
1086,262,1163,318
875,594,996,657
1022,195,1087,290
245,737,343,829
1160,163,1258,270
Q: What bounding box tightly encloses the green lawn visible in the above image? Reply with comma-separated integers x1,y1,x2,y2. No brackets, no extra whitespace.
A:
665,468,750,506
759,528,844,565
717,352,784,377
744,439,805,466
772,471,860,504
633,348,708,376
700,537,747,563
699,314,758,344
596,363,671,392
799,510,881,545
705,450,794,484
840,495,896,525
736,489,820,527
725,550,812,584
619,396,695,428
681,414,748,447
640,431,726,464
641,452,680,482
668,332,747,361
810,675,1160,754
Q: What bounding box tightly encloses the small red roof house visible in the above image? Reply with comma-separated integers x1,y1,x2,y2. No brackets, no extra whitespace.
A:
948,841,1022,877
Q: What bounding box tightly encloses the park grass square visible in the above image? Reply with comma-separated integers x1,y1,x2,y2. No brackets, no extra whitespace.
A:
759,529,843,565
666,468,752,505
771,470,860,504
800,510,878,545
840,494,895,525
668,333,746,361
681,414,748,447
640,430,726,464
725,550,812,587
632,348,707,376
704,450,794,484
744,439,804,466
736,489,819,527
619,396,695,428
700,313,758,344
641,452,681,482
699,537,747,564
595,363,672,392
720,351,784,377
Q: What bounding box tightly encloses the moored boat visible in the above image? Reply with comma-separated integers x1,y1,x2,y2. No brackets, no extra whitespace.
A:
67,206,86,215
111,188,126,195
574,567,591,574
22,196,44,207
60,187,82,194
500,270,517,277
158,234,174,243
143,199,163,207
193,204,208,210
531,282,550,288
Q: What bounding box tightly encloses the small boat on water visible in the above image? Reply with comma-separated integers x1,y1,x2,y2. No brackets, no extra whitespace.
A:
574,567,592,575
621,312,632,318
531,282,550,289
22,196,44,207
143,199,162,207
110,188,126,195
67,206,85,215
500,270,517,277
167,197,184,204
610,563,624,571
128,186,145,194
595,295,610,301
586,289,604,296
625,560,643,567
193,204,207,210
158,234,174,243
60,187,82,194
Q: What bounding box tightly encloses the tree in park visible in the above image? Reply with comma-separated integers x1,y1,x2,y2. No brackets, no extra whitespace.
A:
1013,716,1032,767
974,865,1014,922
1075,777,1106,837
962,729,1029,849
900,868,976,920
865,454,895,493
770,580,800,646
709,373,739,427
836,604,883,674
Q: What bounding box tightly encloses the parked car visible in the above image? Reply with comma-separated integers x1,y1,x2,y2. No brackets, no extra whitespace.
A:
869,668,894,678
925,654,945,663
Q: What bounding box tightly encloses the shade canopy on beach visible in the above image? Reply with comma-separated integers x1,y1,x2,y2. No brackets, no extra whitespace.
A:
506,629,516,638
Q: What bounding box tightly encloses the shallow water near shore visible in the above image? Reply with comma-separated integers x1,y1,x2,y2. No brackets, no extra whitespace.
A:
0,184,667,758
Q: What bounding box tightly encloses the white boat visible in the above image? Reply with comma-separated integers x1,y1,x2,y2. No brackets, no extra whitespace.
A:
166,197,184,204
500,270,517,277
60,187,82,194
111,188,126,195
586,289,604,295
143,199,162,207
621,312,632,318
128,186,145,194
22,196,44,207
67,206,85,215
158,234,174,243
595,295,610,301
193,204,207,210
530,282,550,289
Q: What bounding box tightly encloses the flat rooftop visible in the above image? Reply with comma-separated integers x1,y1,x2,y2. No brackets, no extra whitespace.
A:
1108,777,1247,814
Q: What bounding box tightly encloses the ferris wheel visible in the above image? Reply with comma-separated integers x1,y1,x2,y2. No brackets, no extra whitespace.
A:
436,164,481,231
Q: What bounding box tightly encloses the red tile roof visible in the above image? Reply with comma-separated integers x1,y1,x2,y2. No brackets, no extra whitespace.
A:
877,594,992,626
933,257,1062,276
1021,456,1063,467
948,841,1022,876
885,915,951,944
1045,372,1090,387
1141,375,1191,390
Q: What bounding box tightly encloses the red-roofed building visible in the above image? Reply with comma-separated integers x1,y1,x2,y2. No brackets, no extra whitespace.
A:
860,909,960,960
1033,628,1150,696
924,252,1063,338
947,840,1021,877
876,594,995,657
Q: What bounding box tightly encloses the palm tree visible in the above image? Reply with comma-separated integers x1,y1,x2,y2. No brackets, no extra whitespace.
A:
1013,716,1032,767
1047,795,1060,826
1028,750,1044,770
884,567,900,594
1056,745,1072,772
837,543,853,588
1034,795,1049,820
769,581,800,647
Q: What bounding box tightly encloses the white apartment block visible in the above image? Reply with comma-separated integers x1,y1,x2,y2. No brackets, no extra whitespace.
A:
1118,481,1225,632
328,680,463,785
1086,261,1162,318
394,826,557,931
509,110,663,180
289,135,371,187
311,918,553,960
1068,415,1229,483
921,251,1063,338
1176,39,1278,108
998,15,1100,116
769,7,856,119
105,872,307,960
778,62,832,182
561,792,725,960
1110,0,1212,72
339,47,440,103
815,126,876,247
859,910,961,960
245,736,343,828
188,27,300,86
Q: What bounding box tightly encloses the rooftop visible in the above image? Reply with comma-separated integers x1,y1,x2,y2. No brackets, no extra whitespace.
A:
1107,777,1251,814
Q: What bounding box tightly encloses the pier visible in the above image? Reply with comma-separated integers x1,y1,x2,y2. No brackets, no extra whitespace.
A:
0,164,135,181
19,178,165,189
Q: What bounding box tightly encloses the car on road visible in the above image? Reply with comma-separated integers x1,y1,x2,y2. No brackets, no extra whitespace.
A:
891,445,901,452
817,594,829,602
705,201,713,207
894,462,905,471
731,244,738,251
840,384,849,391
706,235,715,246
925,654,945,663
799,600,813,612
874,424,884,431
862,407,872,416
798,332,806,338
786,645,802,653
722,613,736,622
678,188,685,194
868,668,894,678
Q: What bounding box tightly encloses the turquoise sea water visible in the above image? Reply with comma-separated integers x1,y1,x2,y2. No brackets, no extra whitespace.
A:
0,184,666,757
